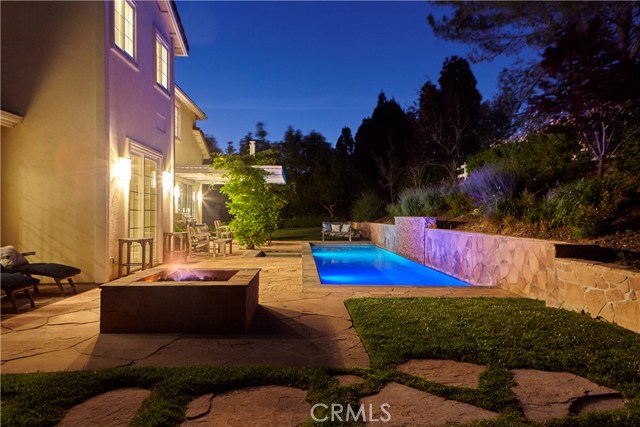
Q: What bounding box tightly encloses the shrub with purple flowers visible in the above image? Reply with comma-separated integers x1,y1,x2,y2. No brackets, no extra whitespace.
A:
462,162,523,219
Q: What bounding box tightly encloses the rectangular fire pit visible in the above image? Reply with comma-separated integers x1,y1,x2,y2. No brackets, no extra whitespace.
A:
100,268,259,334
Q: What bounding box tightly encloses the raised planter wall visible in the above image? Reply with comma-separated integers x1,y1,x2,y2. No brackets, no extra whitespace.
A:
549,259,639,333
353,218,639,333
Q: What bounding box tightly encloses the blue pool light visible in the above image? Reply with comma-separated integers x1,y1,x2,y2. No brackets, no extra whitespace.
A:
311,244,469,286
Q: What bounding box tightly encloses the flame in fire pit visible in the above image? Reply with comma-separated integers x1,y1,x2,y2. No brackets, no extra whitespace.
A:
137,269,237,283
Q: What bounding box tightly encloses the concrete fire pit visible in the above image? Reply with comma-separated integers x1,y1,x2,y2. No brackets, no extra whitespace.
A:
100,268,259,334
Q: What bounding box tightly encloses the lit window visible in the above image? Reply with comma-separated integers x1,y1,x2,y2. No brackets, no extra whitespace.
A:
114,0,135,58
156,38,169,89
174,104,180,138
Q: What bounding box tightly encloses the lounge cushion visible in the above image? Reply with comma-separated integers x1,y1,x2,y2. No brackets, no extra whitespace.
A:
341,224,351,233
323,223,332,232
1,272,40,291
331,224,341,232
0,245,29,268
11,263,81,279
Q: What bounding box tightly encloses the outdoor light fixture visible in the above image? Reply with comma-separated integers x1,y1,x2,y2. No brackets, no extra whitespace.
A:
197,190,203,203
117,157,131,187
174,184,181,200
162,171,173,190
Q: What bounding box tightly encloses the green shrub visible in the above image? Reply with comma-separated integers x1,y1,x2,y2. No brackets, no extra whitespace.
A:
351,191,385,221
439,183,474,216
541,177,622,237
466,132,589,192
386,203,402,218
393,187,447,217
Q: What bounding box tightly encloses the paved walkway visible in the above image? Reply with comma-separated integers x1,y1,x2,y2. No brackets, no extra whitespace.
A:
1,242,516,374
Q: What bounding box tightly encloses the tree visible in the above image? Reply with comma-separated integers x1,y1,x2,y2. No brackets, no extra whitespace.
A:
410,56,483,181
335,127,355,157
353,92,412,201
212,153,286,249
428,2,639,62
225,141,235,155
530,18,640,177
204,134,222,155
303,132,345,219
239,122,272,154
428,2,640,125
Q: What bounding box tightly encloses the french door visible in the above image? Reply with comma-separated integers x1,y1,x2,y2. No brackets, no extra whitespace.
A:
128,152,159,262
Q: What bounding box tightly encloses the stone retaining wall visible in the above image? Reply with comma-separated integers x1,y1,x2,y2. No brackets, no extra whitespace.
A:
548,259,639,333
352,218,639,333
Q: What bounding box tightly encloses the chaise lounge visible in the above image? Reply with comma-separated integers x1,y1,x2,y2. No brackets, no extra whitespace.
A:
1,266,39,312
1,246,81,296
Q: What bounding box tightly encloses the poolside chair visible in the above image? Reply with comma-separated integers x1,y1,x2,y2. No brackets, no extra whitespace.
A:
0,246,80,296
1,265,39,312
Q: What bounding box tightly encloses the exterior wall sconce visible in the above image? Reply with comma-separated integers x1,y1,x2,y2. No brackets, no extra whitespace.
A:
117,157,131,187
197,190,203,203
162,171,173,191
174,184,181,200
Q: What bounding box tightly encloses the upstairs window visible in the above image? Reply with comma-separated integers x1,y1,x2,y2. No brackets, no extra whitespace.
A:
156,37,169,90
114,0,135,58
174,104,180,138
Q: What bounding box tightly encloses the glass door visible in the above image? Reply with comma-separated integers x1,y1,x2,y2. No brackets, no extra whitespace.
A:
128,154,158,262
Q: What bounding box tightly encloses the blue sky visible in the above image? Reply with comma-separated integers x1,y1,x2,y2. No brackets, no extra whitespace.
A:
175,1,522,148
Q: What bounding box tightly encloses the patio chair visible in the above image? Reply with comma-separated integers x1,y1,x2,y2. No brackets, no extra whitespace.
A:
187,223,212,256
1,265,39,312
0,246,80,296
214,220,233,239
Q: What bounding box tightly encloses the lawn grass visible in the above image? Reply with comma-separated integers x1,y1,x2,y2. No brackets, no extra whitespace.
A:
271,226,322,240
346,297,640,426
271,227,357,242
2,297,640,426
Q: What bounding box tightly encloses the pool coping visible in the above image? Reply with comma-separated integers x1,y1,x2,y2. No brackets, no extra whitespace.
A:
302,241,488,289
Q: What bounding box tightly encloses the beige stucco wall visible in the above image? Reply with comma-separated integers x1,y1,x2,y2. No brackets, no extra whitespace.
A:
1,1,106,283
174,94,207,223
175,106,205,167
106,1,178,279
2,1,181,283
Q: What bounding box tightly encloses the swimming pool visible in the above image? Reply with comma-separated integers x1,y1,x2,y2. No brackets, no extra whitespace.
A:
311,244,470,286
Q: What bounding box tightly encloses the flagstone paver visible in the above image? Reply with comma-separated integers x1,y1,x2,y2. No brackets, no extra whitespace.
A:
58,388,150,427
1,242,515,373
511,369,625,422
185,393,215,420
359,382,498,426
398,359,486,388
180,386,310,426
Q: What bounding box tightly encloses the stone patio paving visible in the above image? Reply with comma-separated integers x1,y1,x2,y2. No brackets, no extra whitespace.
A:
2,241,628,425
1,241,515,373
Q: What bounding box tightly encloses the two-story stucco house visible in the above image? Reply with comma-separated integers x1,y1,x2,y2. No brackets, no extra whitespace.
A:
1,0,188,283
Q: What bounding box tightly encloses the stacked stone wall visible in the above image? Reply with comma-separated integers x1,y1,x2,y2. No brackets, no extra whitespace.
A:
549,259,639,333
353,218,639,333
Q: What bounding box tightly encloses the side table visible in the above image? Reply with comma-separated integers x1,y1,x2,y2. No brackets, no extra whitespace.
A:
163,232,188,263
118,237,154,277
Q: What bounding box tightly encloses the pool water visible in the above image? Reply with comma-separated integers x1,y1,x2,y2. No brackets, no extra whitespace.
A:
311,244,470,286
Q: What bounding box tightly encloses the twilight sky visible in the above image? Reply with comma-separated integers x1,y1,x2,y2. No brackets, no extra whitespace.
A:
174,1,523,148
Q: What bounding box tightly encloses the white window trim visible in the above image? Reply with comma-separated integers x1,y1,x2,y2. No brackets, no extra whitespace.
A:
114,0,136,62
174,103,181,140
155,35,170,91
